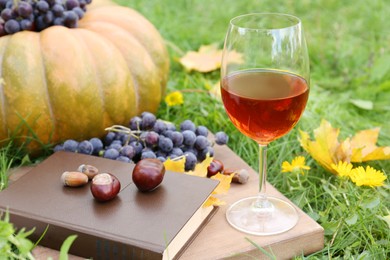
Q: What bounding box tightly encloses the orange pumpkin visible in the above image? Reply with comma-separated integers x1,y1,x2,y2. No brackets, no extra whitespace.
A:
0,2,169,152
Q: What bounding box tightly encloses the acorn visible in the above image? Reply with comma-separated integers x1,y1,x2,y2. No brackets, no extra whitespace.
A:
61,171,89,187
77,164,99,180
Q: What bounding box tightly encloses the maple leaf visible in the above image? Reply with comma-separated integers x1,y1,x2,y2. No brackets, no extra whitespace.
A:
210,173,233,194
179,44,243,73
187,155,214,177
203,196,226,208
299,120,390,175
350,128,390,162
164,157,185,173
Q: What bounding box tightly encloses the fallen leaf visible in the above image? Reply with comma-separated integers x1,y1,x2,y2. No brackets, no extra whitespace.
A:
299,120,390,174
179,44,243,73
203,196,226,208
350,128,390,162
164,157,185,173
210,173,233,194
187,155,213,178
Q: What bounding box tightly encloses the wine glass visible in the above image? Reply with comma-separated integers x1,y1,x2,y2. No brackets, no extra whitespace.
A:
220,13,310,236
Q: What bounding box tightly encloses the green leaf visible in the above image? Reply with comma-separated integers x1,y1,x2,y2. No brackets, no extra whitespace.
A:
349,99,373,110
345,213,358,225
360,197,380,209
59,235,77,260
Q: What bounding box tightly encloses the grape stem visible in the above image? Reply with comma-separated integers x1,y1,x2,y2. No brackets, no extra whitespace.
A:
104,125,141,146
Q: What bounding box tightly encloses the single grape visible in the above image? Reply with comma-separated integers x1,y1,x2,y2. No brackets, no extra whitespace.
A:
36,0,49,13
52,3,64,17
184,152,197,171
77,140,93,155
144,131,159,147
108,142,122,151
215,131,229,145
158,136,173,153
180,119,196,132
20,19,33,31
152,120,167,134
43,11,54,24
198,146,214,162
170,147,183,157
35,16,49,31
1,9,13,22
182,130,196,146
65,0,79,10
161,130,173,139
155,150,167,158
195,126,209,137
171,131,183,147
18,2,33,18
53,144,64,152
89,137,103,155
129,116,142,130
53,17,64,25
63,139,78,152
63,10,78,28
141,150,157,159
116,156,131,163
72,6,84,19
194,135,209,151
104,132,116,146
120,145,135,159
157,156,166,163
182,146,198,157
129,141,144,159
166,122,176,131
141,112,156,130
103,148,119,160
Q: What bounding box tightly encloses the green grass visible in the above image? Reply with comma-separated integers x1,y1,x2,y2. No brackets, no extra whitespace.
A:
118,0,390,258
2,0,390,258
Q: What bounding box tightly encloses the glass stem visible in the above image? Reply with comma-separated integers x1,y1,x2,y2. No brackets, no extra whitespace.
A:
255,144,272,209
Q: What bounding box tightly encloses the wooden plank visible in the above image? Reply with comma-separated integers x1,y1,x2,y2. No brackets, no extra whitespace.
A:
8,144,324,260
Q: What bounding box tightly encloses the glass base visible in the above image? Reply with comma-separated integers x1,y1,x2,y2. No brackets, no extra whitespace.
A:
226,196,299,236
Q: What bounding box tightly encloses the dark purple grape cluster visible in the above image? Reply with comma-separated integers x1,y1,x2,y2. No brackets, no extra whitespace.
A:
54,112,229,171
0,0,92,36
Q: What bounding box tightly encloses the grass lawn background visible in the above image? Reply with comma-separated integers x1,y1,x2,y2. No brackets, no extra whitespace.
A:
117,0,390,258
1,0,389,258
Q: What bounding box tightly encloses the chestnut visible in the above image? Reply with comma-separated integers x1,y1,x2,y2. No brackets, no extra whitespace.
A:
90,173,121,202
132,158,165,192
207,159,224,177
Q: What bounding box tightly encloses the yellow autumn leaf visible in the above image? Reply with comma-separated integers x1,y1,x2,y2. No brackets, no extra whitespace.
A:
203,196,226,208
299,120,338,173
179,44,243,73
187,155,214,177
210,173,233,194
351,128,390,162
300,120,390,175
164,157,185,173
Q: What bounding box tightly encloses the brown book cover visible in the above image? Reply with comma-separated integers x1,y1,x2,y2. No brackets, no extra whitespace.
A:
0,151,219,259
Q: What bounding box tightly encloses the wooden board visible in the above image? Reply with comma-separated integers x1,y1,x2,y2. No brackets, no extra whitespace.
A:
8,144,324,260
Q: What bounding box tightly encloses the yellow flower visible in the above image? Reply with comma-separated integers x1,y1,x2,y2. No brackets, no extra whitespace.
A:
282,156,310,175
165,91,184,107
349,165,387,187
331,161,354,178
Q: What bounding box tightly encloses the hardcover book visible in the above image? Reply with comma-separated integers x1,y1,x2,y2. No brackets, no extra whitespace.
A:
0,151,219,259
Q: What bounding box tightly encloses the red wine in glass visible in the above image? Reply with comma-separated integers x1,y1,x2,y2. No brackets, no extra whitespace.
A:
221,69,309,145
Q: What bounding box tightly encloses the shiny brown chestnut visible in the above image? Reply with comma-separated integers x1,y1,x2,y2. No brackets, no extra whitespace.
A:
132,158,165,192
90,173,121,202
207,159,224,177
